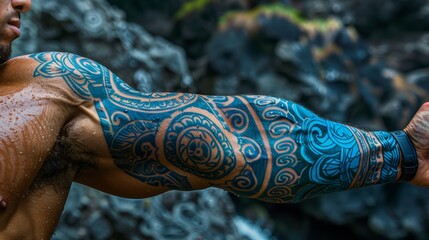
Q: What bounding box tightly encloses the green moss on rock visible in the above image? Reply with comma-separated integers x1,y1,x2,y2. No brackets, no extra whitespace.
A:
175,0,213,19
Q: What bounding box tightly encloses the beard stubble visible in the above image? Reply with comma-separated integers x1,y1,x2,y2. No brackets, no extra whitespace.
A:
0,44,11,64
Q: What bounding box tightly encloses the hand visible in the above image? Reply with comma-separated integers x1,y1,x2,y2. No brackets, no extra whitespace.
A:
404,102,429,186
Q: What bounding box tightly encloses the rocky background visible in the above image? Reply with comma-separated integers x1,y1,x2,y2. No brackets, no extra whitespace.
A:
12,0,429,239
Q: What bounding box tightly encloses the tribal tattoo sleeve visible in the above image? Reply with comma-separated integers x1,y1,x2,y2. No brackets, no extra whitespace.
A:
29,52,402,203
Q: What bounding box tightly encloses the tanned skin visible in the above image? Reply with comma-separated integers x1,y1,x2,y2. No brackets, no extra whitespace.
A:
1,1,429,239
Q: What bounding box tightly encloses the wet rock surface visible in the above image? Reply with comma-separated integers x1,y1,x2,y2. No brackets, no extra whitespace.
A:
13,0,429,239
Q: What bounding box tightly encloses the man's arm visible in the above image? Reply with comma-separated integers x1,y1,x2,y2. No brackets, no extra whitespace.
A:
28,52,421,203
198,95,403,202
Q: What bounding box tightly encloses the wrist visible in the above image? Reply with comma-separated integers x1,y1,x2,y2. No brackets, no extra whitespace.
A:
390,130,418,182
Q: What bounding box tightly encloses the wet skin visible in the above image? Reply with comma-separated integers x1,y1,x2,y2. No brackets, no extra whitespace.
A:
0,52,415,239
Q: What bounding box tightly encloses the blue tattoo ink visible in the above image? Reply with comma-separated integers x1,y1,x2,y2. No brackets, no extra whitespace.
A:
30,52,402,202
31,52,196,190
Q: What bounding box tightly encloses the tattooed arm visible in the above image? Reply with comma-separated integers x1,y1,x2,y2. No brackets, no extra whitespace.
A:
28,52,425,203
204,96,402,202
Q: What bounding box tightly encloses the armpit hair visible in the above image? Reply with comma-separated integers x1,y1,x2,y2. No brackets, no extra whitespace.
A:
31,127,97,192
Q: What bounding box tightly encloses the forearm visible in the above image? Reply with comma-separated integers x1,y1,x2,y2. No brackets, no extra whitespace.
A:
207,95,402,203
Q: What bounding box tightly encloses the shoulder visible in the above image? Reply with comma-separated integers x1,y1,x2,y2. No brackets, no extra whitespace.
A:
0,52,91,84
0,52,95,105
26,52,98,80
26,51,93,71
3,51,100,79
25,52,112,101
2,51,85,72
9,52,109,101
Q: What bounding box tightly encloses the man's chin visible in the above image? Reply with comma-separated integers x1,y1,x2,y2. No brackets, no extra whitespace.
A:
0,45,12,64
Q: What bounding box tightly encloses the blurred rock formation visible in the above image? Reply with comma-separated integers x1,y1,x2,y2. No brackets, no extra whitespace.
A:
53,185,262,239
13,0,429,239
14,0,194,93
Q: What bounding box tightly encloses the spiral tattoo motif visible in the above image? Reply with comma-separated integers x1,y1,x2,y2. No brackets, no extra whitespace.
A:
110,121,192,190
163,112,236,180
31,51,93,100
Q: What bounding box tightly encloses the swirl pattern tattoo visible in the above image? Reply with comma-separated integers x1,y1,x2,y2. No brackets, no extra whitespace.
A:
31,52,196,190
30,52,402,202
110,121,192,190
161,111,237,180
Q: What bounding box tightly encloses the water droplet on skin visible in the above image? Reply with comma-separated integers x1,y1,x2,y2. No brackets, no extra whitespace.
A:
0,198,7,209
